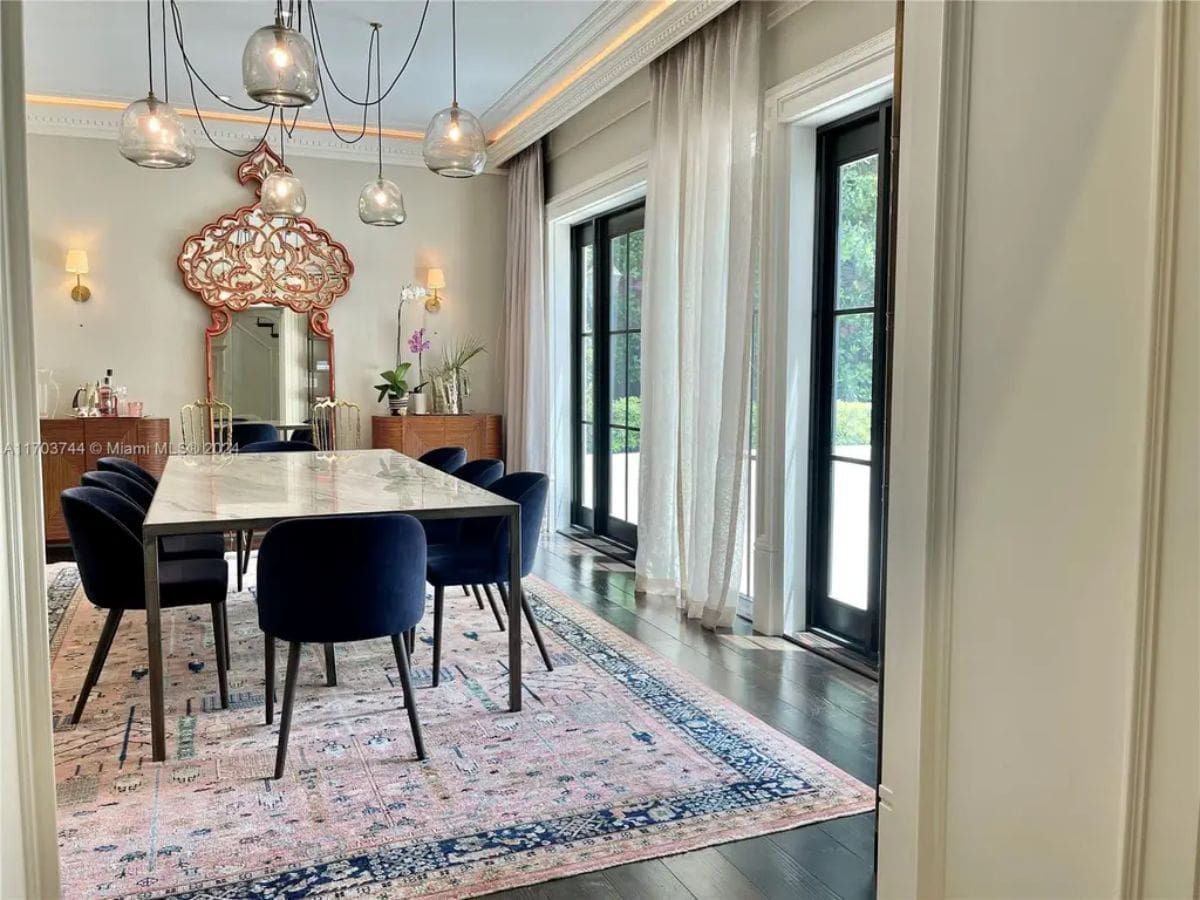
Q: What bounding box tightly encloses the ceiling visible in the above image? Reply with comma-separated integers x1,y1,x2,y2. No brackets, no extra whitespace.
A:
22,0,608,135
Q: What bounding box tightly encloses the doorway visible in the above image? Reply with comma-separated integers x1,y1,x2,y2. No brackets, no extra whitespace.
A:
570,201,644,548
805,101,893,664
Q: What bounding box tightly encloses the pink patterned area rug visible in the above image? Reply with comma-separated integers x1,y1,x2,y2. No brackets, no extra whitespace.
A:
51,562,874,898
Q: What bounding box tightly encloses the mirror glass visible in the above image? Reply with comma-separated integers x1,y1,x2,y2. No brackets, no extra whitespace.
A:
210,307,331,423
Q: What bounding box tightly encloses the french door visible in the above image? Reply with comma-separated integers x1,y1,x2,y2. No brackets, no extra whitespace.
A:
570,202,644,547
806,102,892,662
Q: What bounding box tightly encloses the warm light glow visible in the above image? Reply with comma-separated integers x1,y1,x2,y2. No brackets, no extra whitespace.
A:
375,189,387,203
146,115,161,133
427,268,446,290
490,0,675,144
65,249,89,275
270,45,291,68
447,121,461,142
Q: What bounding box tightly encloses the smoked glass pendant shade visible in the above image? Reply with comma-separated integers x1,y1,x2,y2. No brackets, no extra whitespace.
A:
358,177,407,226
422,103,486,177
242,21,319,107
260,169,307,218
117,94,195,169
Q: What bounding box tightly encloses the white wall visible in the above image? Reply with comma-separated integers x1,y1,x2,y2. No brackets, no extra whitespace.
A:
27,134,509,444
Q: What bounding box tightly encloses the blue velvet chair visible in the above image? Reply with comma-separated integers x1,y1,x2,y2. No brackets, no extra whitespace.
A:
417,446,467,473
60,486,230,722
231,422,279,448
238,439,317,453
425,472,552,684
97,456,158,491
257,514,428,777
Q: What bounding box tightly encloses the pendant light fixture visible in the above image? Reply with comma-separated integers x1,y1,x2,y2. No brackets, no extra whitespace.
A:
359,24,407,226
422,0,486,177
242,1,319,107
118,0,195,168
260,119,306,218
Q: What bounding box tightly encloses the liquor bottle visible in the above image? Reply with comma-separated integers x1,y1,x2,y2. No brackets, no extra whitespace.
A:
97,369,116,416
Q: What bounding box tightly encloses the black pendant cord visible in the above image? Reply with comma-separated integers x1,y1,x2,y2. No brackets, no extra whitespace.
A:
169,0,269,113
160,0,169,102
311,21,375,144
307,0,429,108
279,115,286,166
374,23,383,180
451,0,457,106
145,0,155,96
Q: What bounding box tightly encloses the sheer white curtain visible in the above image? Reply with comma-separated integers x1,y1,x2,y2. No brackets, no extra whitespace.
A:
635,3,762,629
502,142,549,472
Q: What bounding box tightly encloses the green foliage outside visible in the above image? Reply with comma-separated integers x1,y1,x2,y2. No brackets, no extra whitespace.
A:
835,400,872,447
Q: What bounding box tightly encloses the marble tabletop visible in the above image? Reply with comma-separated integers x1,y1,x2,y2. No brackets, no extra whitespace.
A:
144,449,515,534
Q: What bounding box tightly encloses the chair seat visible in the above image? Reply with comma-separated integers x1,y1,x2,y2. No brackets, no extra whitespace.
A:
161,533,225,561
156,558,229,609
426,542,503,587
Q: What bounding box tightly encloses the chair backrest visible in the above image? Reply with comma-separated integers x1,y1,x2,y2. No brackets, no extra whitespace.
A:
97,456,158,491
418,446,467,473
238,439,317,453
257,514,427,643
60,487,146,609
454,458,504,489
460,472,549,579
231,422,280,448
180,398,232,453
81,470,154,512
311,399,361,451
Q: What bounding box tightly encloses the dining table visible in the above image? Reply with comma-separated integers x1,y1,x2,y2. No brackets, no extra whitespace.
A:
140,448,524,762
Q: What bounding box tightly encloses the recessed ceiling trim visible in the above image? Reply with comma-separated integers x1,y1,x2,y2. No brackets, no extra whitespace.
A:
487,0,736,165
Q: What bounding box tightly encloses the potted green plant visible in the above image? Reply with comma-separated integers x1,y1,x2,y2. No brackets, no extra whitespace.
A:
375,363,412,416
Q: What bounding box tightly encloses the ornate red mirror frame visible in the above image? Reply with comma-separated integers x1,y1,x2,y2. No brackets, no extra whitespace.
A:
177,143,355,402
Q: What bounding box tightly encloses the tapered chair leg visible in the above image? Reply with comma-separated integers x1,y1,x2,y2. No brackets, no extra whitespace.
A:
264,634,276,725
211,602,230,709
404,627,415,654
220,602,232,669
71,608,123,725
323,643,337,686
462,586,471,598
499,582,553,672
274,640,302,779
242,530,254,575
481,583,506,632
235,530,244,592
469,585,484,609
392,634,426,760
432,585,444,687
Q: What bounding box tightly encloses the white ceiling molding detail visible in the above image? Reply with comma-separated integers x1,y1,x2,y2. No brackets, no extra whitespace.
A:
487,0,737,166
765,0,815,31
480,2,644,132
22,100,512,173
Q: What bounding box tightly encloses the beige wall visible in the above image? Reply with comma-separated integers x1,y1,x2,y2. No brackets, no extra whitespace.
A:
545,0,895,200
27,134,509,444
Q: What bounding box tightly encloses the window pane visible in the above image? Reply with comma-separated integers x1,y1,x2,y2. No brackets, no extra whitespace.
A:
609,428,627,521
627,429,640,525
581,424,594,510
833,313,873,460
827,459,870,609
835,154,878,310
610,333,628,426
610,234,628,330
581,335,594,422
628,229,643,329
627,333,641,406
582,244,595,333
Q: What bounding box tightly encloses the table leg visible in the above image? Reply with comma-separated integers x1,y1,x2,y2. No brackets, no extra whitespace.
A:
508,507,522,712
143,532,167,761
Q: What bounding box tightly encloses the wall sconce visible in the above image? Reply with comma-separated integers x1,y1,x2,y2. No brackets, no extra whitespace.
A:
65,249,91,302
425,268,445,312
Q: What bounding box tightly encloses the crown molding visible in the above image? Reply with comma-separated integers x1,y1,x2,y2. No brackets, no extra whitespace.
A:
22,100,452,169
765,0,814,31
487,0,737,166
480,2,642,133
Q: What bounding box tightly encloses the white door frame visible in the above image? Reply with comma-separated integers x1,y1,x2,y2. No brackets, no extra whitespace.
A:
543,156,648,534
0,1,61,895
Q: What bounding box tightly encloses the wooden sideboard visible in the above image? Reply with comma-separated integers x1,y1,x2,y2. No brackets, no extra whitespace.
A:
40,417,170,543
372,414,503,462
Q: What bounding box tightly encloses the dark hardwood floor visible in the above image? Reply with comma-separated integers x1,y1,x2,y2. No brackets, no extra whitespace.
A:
494,533,879,900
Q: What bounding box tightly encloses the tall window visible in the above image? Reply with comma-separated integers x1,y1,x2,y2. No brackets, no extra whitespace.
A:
806,101,892,663
571,202,645,547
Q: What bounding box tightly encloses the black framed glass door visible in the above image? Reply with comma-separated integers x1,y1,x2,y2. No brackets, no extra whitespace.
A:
571,202,644,548
806,102,892,662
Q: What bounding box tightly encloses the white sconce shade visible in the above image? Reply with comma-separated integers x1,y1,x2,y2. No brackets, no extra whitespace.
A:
427,268,446,290
65,249,90,275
